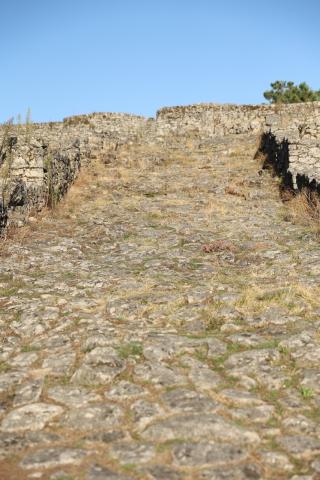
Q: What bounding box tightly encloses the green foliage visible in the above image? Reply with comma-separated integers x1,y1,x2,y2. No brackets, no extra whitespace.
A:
264,81,320,104
117,341,143,359
300,386,314,399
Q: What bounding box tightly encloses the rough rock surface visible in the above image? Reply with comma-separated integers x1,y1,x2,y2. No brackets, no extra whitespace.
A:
1,134,320,479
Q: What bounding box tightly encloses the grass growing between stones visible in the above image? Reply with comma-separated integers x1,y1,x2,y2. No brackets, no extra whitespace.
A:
0,278,26,297
235,283,320,316
117,342,143,359
0,361,10,373
20,345,40,353
52,476,76,480
299,386,314,399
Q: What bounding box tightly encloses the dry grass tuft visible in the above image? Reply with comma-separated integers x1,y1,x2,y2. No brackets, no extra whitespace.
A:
236,283,320,316
285,188,320,234
254,150,268,167
225,182,247,200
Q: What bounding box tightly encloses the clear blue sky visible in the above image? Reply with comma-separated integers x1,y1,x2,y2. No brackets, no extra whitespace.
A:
1,0,319,122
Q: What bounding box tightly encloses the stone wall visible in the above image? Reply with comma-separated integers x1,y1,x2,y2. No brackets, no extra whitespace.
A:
155,102,320,193
155,101,320,138
0,113,148,232
0,128,82,230
256,102,320,191
1,101,320,234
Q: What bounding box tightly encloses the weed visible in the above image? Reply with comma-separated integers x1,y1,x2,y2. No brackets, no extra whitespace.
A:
156,438,185,453
0,361,10,373
122,464,137,472
205,315,224,332
20,345,40,353
278,345,289,355
266,437,279,450
189,257,203,270
25,107,32,142
299,386,314,399
211,354,228,371
282,374,299,390
0,120,15,217
44,153,60,208
194,348,208,362
52,476,75,480
117,342,143,359
255,339,279,350
286,188,320,235
0,287,19,297
227,342,244,353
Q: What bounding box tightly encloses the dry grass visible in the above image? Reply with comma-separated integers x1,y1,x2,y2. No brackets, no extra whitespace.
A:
285,188,320,234
254,149,268,167
0,221,33,257
225,182,248,200
0,159,107,253
203,197,229,217
236,283,320,316
51,159,109,217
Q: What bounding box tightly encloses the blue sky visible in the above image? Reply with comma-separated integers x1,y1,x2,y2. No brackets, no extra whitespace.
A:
1,0,320,122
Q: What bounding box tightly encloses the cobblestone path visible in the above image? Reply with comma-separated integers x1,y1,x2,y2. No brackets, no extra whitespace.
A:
1,135,320,479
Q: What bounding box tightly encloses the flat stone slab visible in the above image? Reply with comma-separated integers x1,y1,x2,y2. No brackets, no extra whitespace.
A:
105,380,147,399
47,385,102,407
20,447,88,469
61,404,123,431
110,442,156,464
0,403,63,432
144,465,183,480
86,464,134,480
277,435,320,459
172,441,249,467
13,378,44,407
141,413,260,444
161,387,219,413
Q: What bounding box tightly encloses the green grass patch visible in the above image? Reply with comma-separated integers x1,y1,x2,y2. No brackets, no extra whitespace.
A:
299,386,314,399
0,361,10,373
156,438,185,453
21,345,40,353
117,342,143,359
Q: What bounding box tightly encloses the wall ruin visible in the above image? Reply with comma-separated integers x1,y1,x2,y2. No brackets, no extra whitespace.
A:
1,102,320,234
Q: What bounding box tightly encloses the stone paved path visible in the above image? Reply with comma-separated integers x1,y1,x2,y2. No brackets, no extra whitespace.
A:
1,135,320,479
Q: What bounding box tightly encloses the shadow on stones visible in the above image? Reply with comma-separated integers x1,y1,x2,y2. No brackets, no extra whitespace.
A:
256,131,320,203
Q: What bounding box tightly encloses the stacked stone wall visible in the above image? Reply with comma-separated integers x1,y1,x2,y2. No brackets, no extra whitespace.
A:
1,102,320,233
0,113,148,232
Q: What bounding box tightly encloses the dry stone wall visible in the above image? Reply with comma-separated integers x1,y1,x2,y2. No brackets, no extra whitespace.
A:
1,102,320,233
256,102,320,190
155,102,320,137
0,113,148,232
155,102,320,193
